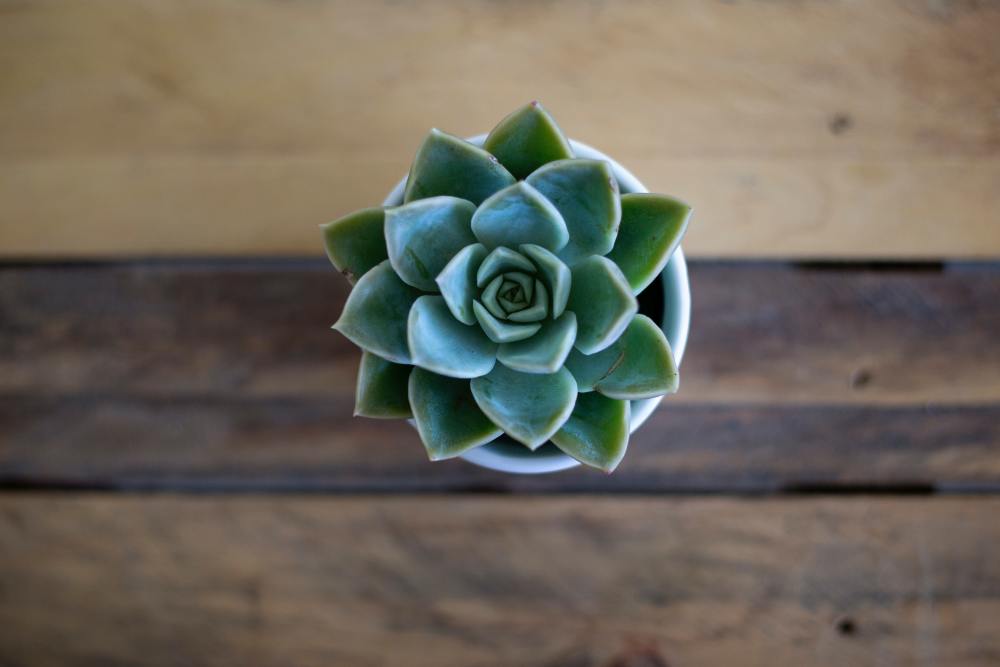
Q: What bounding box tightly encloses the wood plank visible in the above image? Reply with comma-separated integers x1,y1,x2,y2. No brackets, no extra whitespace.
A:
2,396,997,492
1,262,997,405
1,495,999,666
1,1,998,258
1,261,998,491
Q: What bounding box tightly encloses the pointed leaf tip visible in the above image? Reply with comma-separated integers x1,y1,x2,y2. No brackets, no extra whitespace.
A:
606,193,692,294
409,368,501,460
354,352,413,419
436,243,487,325
565,314,678,399
566,256,638,354
526,159,621,266
551,392,630,472
321,207,388,284
408,295,497,378
404,129,515,205
385,196,477,291
470,364,577,449
483,102,574,179
334,260,421,364
471,182,569,252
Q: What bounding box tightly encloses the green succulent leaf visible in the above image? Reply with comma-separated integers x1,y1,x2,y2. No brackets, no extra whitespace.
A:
470,364,577,449
480,274,508,319
564,314,678,398
334,260,422,364
476,246,536,287
408,295,498,378
519,243,571,318
482,101,574,180
354,351,412,418
404,129,516,205
526,159,621,267
385,197,477,292
409,367,502,460
321,207,388,284
551,392,630,472
566,256,638,354
606,193,692,294
472,301,542,343
435,243,487,326
471,182,569,252
497,311,577,374
506,280,547,322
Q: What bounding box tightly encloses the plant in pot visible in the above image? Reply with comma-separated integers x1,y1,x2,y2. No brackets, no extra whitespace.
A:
322,102,691,474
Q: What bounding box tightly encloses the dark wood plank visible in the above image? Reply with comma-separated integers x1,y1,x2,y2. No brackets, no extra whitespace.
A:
2,262,997,404
1,396,997,492
1,261,998,491
1,495,998,666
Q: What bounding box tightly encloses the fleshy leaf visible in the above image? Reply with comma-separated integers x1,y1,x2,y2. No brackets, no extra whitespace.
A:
606,193,692,294
476,246,535,287
473,301,541,343
470,364,577,449
497,312,577,374
385,197,477,291
333,260,422,364
409,367,502,460
551,392,630,472
519,244,571,318
506,280,547,322
565,256,638,354
471,182,569,252
481,274,508,319
436,243,487,325
408,296,497,378
321,207,388,284
354,351,412,418
564,314,678,398
481,101,574,180
526,159,621,266
404,129,515,205
503,272,534,303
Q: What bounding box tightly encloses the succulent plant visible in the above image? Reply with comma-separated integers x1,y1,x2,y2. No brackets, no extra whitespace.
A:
322,102,690,471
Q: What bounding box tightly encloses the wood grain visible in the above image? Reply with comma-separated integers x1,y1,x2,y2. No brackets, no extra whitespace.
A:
2,262,997,405
1,261,998,491
1,495,998,667
2,395,997,492
1,0,998,258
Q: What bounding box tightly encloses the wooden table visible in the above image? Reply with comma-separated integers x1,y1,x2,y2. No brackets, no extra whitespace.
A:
1,2,998,665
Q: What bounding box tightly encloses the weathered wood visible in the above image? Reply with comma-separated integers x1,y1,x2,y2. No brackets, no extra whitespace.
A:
1,396,997,492
1,261,998,491
1,495,998,666
1,262,997,405
1,0,998,258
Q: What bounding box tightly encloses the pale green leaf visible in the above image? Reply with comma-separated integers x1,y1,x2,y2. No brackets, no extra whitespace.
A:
404,129,515,205
408,295,497,378
470,364,577,449
409,367,502,460
354,351,412,418
333,260,422,364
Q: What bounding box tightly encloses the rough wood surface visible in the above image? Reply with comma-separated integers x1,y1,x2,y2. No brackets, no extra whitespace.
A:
0,495,998,667
1,261,998,491
1,0,998,258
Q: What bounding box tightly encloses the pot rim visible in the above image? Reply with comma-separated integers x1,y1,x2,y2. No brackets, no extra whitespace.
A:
383,135,690,474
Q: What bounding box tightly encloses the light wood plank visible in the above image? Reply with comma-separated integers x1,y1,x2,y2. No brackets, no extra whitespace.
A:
1,495,999,666
0,0,998,257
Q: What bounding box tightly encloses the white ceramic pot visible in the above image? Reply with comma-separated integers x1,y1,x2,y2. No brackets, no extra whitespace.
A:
384,136,690,474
